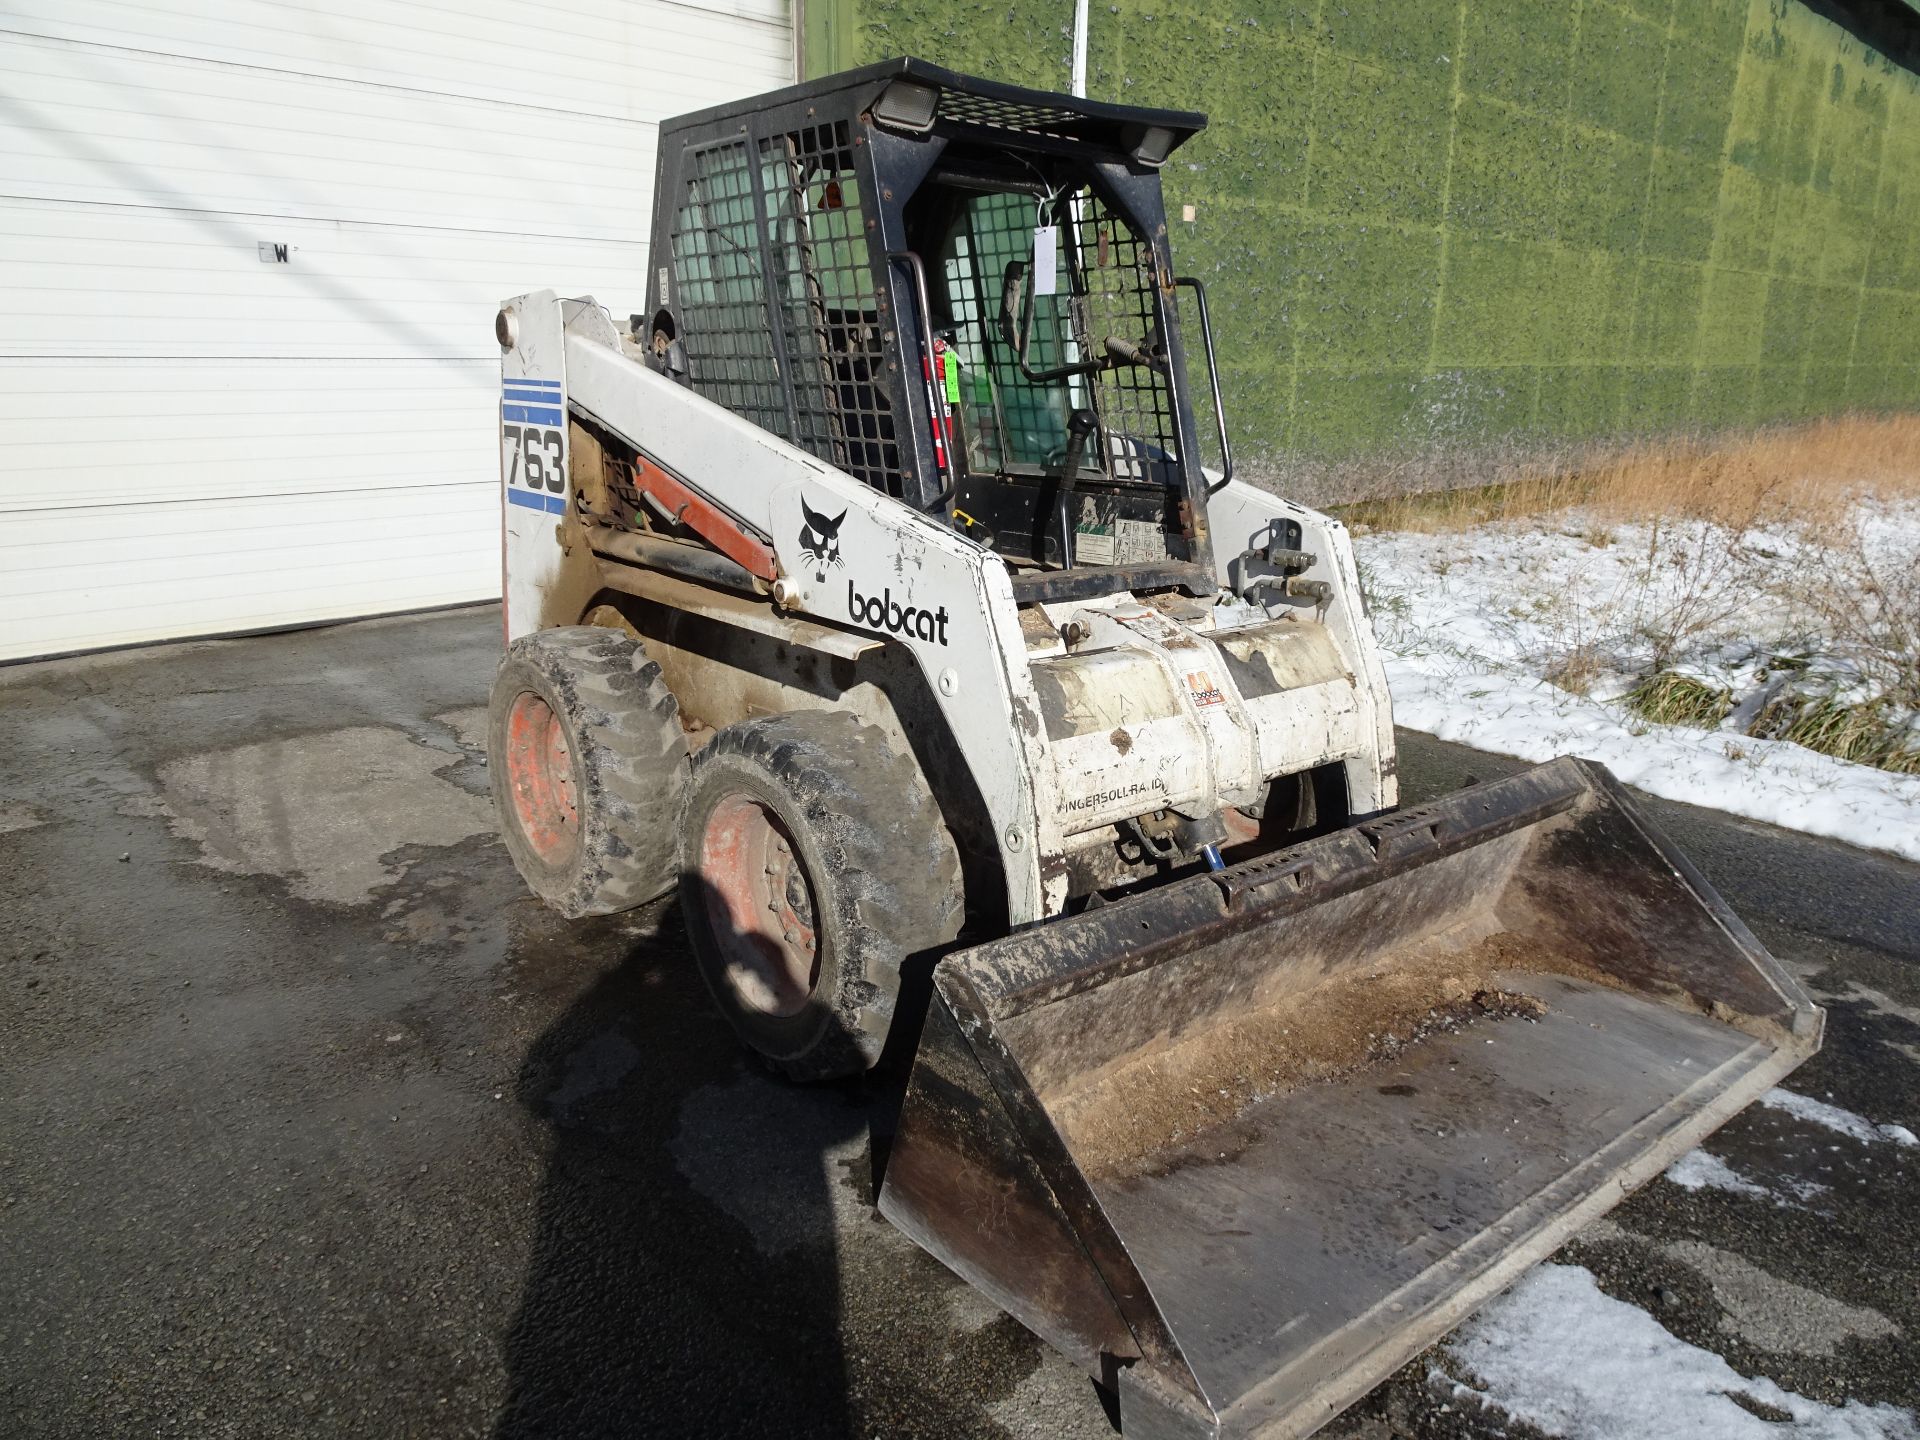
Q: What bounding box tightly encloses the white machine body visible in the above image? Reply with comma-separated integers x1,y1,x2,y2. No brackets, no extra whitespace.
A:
498,290,1397,926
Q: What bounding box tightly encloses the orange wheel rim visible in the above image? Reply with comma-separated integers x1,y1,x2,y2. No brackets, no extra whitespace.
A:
504,691,579,866
699,795,820,1017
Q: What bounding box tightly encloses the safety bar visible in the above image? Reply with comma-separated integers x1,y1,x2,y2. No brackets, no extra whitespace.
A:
1177,276,1234,493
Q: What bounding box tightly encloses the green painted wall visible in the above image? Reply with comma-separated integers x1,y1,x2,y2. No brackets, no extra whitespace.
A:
807,0,1920,479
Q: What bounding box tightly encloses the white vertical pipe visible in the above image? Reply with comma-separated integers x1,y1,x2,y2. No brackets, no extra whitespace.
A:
1070,0,1089,96
1067,0,1091,405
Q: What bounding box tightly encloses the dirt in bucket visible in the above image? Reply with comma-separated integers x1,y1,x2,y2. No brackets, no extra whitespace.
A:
1051,932,1566,1178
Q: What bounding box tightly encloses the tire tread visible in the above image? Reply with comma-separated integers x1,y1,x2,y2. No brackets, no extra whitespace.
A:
489,626,689,918
682,711,961,1080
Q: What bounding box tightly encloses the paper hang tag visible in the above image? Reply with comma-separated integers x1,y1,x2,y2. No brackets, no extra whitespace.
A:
1032,225,1059,296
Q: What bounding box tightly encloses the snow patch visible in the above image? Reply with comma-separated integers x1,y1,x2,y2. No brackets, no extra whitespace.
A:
1378,659,1920,860
1663,1147,1831,1208
1761,1089,1918,1148
1665,1149,1771,1199
1359,507,1920,862
1445,1263,1919,1439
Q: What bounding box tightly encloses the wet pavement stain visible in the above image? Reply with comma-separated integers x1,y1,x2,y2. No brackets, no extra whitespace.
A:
0,801,48,833
147,726,495,905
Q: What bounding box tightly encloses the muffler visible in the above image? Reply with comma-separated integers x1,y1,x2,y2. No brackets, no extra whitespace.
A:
879,758,1821,1439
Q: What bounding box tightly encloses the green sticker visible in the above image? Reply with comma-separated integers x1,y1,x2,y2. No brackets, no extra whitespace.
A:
943,357,963,407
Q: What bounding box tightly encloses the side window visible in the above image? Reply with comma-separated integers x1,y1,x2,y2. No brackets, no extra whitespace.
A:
760,124,901,496
669,141,787,438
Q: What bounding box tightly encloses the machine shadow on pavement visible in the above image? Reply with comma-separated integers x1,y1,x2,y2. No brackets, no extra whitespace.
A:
493,882,895,1440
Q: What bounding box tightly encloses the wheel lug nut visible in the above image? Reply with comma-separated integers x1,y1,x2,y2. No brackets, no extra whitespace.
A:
783,928,798,944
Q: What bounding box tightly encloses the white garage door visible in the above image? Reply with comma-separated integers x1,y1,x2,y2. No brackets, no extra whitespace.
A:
0,0,793,661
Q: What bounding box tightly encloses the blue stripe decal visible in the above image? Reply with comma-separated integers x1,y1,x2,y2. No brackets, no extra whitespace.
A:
502,389,559,404
507,377,562,389
502,403,564,425
507,488,566,514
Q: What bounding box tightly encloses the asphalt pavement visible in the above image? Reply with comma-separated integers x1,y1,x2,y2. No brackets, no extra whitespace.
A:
2,606,1914,1439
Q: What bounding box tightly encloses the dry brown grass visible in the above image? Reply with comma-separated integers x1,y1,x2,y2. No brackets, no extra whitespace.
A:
1340,413,1920,536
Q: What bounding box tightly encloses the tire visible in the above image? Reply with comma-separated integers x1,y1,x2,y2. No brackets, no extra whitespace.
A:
489,626,689,918
679,711,963,1081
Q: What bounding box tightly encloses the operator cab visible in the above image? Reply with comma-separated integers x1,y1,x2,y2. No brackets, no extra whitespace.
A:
640,59,1228,602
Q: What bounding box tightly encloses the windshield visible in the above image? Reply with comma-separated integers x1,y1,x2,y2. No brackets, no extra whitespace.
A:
927,187,1180,486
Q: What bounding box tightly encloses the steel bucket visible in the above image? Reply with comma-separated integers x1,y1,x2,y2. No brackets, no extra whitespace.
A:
879,758,1821,1439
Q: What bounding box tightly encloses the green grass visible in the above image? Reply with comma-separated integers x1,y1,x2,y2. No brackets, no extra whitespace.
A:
1624,673,1920,777
1755,692,1920,775
1625,671,1736,727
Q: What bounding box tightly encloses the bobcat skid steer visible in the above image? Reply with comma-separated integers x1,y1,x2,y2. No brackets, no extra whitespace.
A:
487,59,1820,1440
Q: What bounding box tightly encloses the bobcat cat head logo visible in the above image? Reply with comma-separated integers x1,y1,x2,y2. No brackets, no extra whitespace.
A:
798,498,847,583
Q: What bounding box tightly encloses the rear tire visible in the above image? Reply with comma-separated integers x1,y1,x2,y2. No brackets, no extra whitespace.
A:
680,711,962,1081
489,626,689,918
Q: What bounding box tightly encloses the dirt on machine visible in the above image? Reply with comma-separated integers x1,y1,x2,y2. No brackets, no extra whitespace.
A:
482,59,1821,1440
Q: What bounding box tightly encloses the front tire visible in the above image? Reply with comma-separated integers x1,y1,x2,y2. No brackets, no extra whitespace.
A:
489,626,689,918
680,712,962,1081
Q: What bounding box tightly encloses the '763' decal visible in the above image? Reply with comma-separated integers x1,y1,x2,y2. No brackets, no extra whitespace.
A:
503,423,565,515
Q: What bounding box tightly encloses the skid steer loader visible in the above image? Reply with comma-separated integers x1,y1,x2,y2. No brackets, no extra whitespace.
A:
486,59,1821,1440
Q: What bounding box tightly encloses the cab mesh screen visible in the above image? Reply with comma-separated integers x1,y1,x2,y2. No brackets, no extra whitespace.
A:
667,125,900,497
667,140,786,439
760,123,901,497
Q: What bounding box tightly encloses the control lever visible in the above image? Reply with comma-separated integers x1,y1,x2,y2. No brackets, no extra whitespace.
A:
1053,409,1098,570
998,262,1108,385
1102,335,1162,370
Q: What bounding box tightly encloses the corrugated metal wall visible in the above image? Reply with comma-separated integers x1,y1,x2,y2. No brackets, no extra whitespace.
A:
0,0,793,661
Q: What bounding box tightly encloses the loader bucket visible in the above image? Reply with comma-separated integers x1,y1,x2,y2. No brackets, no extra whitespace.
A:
879,757,1821,1440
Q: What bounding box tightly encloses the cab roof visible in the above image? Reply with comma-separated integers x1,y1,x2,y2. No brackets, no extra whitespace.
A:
658,56,1208,168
